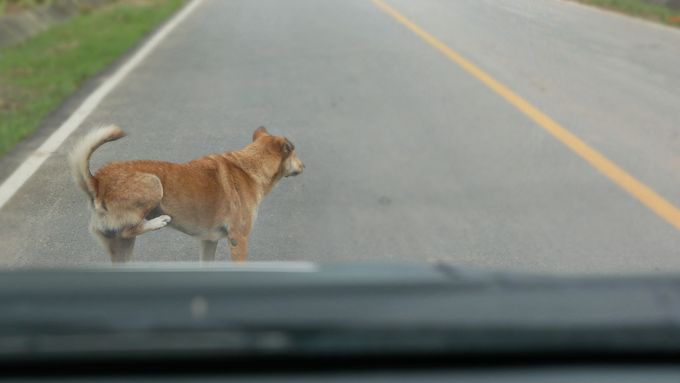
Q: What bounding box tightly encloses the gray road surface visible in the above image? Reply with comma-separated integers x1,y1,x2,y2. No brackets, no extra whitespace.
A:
1,0,680,274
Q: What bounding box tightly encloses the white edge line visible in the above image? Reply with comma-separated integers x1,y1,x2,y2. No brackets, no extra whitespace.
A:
0,0,204,211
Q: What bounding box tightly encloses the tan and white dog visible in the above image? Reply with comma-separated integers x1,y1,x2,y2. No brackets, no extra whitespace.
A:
69,125,304,264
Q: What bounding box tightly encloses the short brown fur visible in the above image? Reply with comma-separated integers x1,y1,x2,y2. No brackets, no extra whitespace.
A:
69,125,304,264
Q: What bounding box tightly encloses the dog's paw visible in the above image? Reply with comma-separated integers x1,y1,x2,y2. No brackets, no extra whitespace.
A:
146,215,171,230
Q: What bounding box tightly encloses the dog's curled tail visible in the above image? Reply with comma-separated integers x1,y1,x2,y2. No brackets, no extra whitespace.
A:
69,125,125,199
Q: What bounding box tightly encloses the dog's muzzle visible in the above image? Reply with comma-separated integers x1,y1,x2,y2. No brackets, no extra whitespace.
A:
287,161,304,177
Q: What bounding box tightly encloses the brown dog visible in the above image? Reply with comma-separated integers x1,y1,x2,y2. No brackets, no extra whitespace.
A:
69,125,304,264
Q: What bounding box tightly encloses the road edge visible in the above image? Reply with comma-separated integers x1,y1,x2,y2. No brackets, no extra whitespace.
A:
558,0,680,36
0,0,204,212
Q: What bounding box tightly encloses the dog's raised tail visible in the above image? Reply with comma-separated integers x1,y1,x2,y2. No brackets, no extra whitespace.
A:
69,125,125,199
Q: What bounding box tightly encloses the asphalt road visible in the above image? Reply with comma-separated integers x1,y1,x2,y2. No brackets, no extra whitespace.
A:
1,0,680,274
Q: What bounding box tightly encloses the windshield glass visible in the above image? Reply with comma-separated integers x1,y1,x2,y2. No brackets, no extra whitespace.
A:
1,0,679,276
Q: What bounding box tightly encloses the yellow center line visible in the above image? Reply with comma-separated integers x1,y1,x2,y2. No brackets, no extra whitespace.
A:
370,0,680,232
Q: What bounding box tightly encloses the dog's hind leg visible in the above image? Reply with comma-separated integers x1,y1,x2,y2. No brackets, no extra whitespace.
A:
94,217,167,264
200,240,218,262
121,215,172,239
95,232,137,264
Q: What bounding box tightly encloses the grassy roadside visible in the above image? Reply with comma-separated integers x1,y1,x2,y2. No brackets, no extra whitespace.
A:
0,0,184,157
568,0,680,26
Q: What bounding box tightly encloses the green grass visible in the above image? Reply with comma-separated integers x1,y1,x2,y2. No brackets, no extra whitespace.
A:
570,0,680,25
0,0,184,157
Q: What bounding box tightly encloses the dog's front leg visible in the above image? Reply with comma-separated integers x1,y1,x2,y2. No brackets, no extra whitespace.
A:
200,240,218,262
228,234,248,262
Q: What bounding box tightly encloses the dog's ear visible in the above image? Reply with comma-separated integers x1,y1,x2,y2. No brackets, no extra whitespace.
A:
253,126,269,142
280,139,294,154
